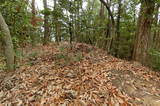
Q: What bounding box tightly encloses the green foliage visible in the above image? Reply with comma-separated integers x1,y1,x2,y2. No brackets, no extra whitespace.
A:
53,52,83,66
53,44,83,66
0,0,41,47
26,52,38,66
12,36,20,48
0,56,6,71
147,49,160,71
41,8,52,15
1,0,159,71
73,52,83,62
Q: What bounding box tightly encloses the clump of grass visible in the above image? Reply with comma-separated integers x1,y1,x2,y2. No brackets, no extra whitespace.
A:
0,56,6,71
26,52,39,66
53,44,83,67
15,49,39,67
72,52,83,62
59,44,70,53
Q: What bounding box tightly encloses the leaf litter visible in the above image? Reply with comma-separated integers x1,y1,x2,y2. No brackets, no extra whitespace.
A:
0,42,160,106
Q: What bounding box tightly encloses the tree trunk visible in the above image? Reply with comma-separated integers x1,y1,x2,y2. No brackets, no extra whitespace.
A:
115,0,122,57
132,0,155,64
103,16,111,49
0,12,15,71
31,0,36,45
99,0,115,53
43,0,50,45
153,4,160,49
75,0,80,42
99,0,115,25
53,0,59,43
100,2,105,18
76,0,83,42
69,22,73,45
31,0,36,19
69,1,73,46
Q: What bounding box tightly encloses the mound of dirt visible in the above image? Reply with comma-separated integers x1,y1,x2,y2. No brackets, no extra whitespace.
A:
0,43,160,105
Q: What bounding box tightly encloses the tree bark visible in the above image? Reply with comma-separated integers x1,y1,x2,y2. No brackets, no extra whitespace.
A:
0,12,15,71
153,4,160,49
99,0,115,25
132,0,155,64
99,2,105,19
31,0,36,25
43,0,50,45
31,0,37,45
53,0,59,43
69,0,73,46
31,0,36,18
115,0,122,57
100,0,115,53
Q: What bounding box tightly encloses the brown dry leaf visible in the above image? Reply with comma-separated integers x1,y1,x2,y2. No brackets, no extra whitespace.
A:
0,43,160,105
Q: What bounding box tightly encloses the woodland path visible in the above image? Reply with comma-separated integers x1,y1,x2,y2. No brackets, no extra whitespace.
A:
0,42,160,106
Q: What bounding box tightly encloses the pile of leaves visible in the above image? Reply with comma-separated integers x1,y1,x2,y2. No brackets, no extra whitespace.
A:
0,42,160,106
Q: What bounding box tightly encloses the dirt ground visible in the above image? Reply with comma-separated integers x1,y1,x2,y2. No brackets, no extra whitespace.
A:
0,43,160,106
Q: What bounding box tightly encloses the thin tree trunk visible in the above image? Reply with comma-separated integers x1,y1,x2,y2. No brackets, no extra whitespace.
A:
0,12,15,71
69,1,73,46
100,2,105,18
96,2,105,48
57,23,61,42
103,16,111,50
43,0,50,45
78,0,83,42
99,0,115,53
31,0,36,19
153,4,160,49
75,0,81,42
69,22,73,45
132,0,155,64
53,0,59,43
115,0,122,57
31,0,36,45
99,0,115,25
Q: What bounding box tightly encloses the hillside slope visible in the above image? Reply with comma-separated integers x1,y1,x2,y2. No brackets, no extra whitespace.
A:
0,43,160,106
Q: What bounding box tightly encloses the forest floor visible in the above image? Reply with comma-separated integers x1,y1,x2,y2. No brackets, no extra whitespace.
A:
0,42,160,106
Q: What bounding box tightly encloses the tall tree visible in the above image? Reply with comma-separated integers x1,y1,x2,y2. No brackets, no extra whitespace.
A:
153,4,160,49
99,0,115,25
115,0,122,57
43,0,50,45
103,0,111,50
31,0,36,25
69,0,73,45
53,0,59,43
99,0,115,53
0,12,15,71
75,0,81,42
132,0,155,64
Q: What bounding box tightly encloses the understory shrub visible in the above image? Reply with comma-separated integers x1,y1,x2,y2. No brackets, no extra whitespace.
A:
147,49,160,71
